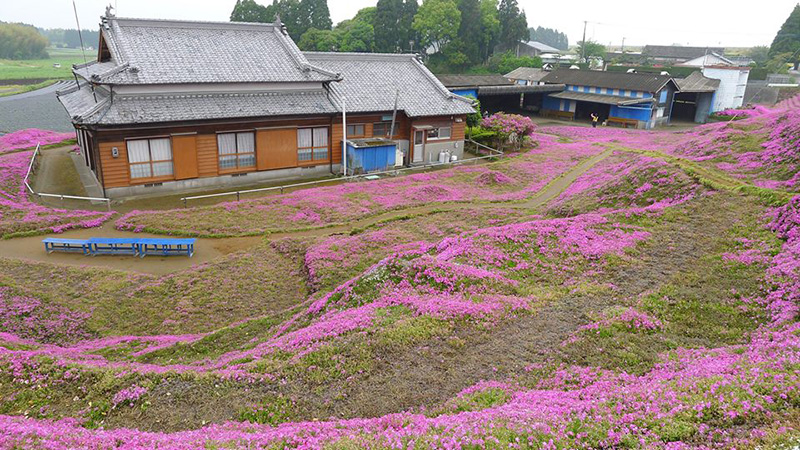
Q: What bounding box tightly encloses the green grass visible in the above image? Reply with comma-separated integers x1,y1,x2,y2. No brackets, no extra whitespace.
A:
0,79,58,97
0,48,87,81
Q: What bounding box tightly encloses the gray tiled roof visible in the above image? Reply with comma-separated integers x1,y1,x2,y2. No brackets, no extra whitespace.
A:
84,17,340,84
305,52,475,117
540,69,676,94
57,81,337,125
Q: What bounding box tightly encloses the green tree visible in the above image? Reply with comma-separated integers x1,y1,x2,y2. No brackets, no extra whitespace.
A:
401,0,419,52
0,23,49,60
770,3,800,70
374,0,418,52
298,28,338,51
478,0,500,61
528,26,568,50
746,46,770,66
456,0,482,64
487,50,541,74
337,20,375,52
299,0,333,32
577,40,606,60
413,0,461,54
230,0,269,22
374,0,403,52
496,0,527,51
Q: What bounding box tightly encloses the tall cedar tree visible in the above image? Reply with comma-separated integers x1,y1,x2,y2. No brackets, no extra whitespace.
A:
230,0,269,22
497,0,527,52
528,26,568,51
231,0,331,41
770,3,800,69
456,0,483,64
478,0,500,61
374,0,418,52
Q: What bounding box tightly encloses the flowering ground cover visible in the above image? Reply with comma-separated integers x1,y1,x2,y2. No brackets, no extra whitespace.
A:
0,150,113,238
1,115,800,447
0,129,75,153
115,136,604,237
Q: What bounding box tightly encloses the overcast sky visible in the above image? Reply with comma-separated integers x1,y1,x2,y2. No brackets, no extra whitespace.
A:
3,0,795,48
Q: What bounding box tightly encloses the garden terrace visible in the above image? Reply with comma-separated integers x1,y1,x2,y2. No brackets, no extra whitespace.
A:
0,105,799,448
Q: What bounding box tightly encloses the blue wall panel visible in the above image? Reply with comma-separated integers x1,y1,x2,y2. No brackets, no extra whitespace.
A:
451,89,478,98
610,105,651,122
543,95,562,111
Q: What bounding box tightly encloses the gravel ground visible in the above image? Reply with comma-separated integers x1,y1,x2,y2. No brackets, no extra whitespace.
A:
0,81,73,134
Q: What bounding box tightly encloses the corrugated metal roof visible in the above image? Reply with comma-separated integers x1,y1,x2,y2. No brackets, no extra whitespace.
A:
435,74,512,88
521,41,560,53
478,84,565,96
503,67,549,82
540,69,676,93
305,52,475,118
675,71,720,93
81,16,340,85
549,90,655,106
643,45,725,60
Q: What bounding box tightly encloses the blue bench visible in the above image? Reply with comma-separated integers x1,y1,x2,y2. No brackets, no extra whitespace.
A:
43,238,91,255
88,238,140,256
137,238,196,258
43,237,196,258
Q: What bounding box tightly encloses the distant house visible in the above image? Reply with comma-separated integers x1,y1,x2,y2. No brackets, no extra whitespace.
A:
504,67,549,86
539,69,679,129
642,45,725,64
514,41,561,58
57,14,474,198
678,53,751,111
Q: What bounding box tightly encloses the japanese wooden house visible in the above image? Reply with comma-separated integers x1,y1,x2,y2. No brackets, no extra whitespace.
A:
57,13,475,198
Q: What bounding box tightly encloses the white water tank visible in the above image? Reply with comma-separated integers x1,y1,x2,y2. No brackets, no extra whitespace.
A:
450,154,458,162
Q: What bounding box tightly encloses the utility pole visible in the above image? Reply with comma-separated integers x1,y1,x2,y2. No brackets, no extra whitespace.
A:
581,20,587,64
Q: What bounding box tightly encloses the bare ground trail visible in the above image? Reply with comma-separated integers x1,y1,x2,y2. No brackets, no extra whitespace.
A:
0,149,615,274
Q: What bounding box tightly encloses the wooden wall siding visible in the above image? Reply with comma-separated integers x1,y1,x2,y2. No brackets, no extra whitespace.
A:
172,135,199,180
98,141,130,188
257,128,298,170
331,122,343,164
196,134,219,178
453,118,466,141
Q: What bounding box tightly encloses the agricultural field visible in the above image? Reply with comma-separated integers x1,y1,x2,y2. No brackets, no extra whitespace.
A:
0,104,800,448
0,48,88,82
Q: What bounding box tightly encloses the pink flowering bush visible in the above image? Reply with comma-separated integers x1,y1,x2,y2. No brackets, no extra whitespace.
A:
0,287,92,344
481,112,537,149
0,129,74,154
111,385,148,408
0,151,113,237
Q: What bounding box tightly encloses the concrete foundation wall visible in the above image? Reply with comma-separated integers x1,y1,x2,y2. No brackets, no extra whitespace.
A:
422,140,464,164
105,164,338,199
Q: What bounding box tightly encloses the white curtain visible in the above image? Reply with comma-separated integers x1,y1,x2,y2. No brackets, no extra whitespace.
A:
218,133,237,155
297,128,313,149
313,127,328,146
237,132,255,153
127,140,150,163
149,138,172,161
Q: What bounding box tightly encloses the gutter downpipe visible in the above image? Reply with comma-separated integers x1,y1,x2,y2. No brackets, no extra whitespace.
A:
342,96,347,176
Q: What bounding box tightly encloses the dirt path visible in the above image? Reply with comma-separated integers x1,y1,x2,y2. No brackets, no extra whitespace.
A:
0,150,616,275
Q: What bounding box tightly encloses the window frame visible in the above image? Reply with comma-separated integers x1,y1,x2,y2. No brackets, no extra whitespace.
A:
125,136,174,182
346,123,366,138
372,122,397,138
216,131,256,172
426,126,452,141
297,126,330,164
